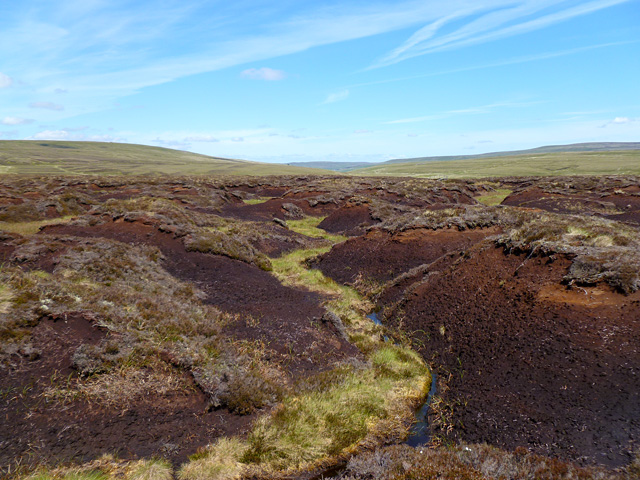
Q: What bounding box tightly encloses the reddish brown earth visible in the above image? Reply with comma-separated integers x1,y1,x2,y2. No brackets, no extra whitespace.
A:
1,216,359,472
317,204,377,236
43,220,358,375
2,175,640,476
219,195,338,222
314,220,640,468
502,186,640,225
315,227,501,286
380,244,640,468
0,313,254,467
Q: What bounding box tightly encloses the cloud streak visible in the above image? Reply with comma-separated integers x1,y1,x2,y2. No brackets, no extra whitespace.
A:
323,90,350,104
2,117,34,125
0,72,12,88
384,101,542,124
372,0,634,68
240,67,286,81
29,101,64,111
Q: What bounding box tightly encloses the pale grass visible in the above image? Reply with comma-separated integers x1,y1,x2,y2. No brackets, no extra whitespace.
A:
286,216,349,242
0,216,75,235
240,345,429,471
178,438,247,480
243,197,272,205
0,283,12,314
44,366,190,408
475,188,512,206
126,459,173,480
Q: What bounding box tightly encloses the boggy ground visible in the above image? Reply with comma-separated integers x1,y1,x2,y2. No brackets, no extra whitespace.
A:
1,173,640,479
315,177,640,471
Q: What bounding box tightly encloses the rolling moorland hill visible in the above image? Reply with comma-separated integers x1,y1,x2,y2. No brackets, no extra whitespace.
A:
350,149,640,178
288,142,640,176
0,141,330,176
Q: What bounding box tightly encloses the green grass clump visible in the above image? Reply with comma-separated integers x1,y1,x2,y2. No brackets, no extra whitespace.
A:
127,458,173,480
179,438,247,480
286,216,349,242
243,197,272,205
181,348,428,475
475,188,512,206
0,216,75,235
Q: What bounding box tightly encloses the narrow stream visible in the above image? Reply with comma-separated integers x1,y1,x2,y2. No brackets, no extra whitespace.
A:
309,310,437,479
366,310,437,446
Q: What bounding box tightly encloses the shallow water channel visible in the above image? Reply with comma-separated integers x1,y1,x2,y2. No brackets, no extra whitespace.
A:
366,310,437,446
308,312,437,479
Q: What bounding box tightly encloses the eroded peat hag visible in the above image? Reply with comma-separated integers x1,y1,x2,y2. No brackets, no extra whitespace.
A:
1,173,639,479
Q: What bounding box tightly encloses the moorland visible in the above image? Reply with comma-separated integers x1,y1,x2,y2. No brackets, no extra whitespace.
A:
0,141,639,480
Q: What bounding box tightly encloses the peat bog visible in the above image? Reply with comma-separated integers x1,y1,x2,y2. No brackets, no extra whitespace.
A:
1,174,639,479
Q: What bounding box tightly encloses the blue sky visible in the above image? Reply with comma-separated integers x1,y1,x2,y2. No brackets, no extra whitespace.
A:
1,0,639,163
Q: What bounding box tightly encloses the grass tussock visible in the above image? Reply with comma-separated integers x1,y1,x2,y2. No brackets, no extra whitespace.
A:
286,216,349,242
475,188,512,206
498,212,640,293
339,443,621,480
126,458,173,480
180,347,429,476
184,230,272,271
0,236,278,413
178,438,247,480
0,216,75,235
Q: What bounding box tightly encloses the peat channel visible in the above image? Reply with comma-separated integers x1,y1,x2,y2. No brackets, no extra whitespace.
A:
366,310,437,446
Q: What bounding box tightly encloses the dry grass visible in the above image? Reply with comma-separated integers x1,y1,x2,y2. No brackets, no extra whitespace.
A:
339,443,621,480
0,216,75,235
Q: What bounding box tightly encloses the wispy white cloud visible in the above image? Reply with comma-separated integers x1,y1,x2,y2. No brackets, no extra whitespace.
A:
323,90,350,104
599,116,638,127
184,134,219,142
0,72,12,88
384,101,541,124
240,67,286,81
1,117,34,125
29,129,121,141
372,0,634,68
351,41,636,89
29,101,64,111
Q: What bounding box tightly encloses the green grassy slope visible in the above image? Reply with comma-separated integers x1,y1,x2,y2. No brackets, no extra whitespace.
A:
350,150,640,178
0,141,331,176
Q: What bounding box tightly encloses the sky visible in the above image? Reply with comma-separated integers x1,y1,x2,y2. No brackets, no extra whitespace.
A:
0,0,639,164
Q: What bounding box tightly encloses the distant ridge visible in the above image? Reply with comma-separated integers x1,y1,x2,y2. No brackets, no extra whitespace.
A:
387,142,640,165
0,140,331,176
288,142,640,172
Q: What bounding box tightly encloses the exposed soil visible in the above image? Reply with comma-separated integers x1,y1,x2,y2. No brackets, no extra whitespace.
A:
1,214,359,473
502,186,640,225
2,174,640,476
317,204,377,236
43,220,358,376
314,226,501,286
0,314,254,468
381,244,640,468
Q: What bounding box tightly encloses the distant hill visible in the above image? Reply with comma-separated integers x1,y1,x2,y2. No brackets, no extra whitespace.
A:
349,149,640,178
386,142,640,165
0,141,332,176
289,142,640,173
285,161,375,172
